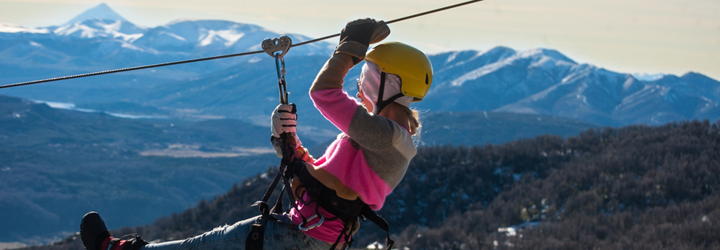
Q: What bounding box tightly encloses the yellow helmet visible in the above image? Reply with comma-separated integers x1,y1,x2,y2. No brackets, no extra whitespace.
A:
365,42,434,102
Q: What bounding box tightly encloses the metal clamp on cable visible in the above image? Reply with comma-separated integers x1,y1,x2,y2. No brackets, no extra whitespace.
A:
262,36,292,58
262,36,293,104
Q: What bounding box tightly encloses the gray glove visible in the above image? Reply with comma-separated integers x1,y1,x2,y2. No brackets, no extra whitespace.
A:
335,18,390,64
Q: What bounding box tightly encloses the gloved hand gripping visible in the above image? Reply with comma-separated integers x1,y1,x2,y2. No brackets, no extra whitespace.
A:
335,18,390,64
270,103,302,158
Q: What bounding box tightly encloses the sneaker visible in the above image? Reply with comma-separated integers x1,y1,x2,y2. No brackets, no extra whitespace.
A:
80,211,111,250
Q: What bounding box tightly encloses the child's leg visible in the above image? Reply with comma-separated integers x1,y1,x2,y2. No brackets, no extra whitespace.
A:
141,215,331,250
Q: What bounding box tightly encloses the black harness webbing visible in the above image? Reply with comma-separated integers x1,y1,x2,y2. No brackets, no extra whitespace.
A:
247,154,395,250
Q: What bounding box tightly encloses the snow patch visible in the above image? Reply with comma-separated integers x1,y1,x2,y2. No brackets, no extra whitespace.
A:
29,41,43,47
497,222,540,237
53,23,97,38
199,29,245,47
34,100,165,119
529,56,556,70
162,31,186,41
98,20,122,33
121,42,145,52
108,113,160,119
40,101,77,110
123,33,144,42
446,51,459,63
576,94,588,104
633,73,666,81
498,227,517,236
0,23,49,33
517,48,546,58
450,61,504,86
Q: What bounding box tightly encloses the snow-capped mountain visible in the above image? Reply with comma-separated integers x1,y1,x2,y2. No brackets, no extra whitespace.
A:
418,47,720,125
1,4,718,128
0,3,333,74
53,19,145,40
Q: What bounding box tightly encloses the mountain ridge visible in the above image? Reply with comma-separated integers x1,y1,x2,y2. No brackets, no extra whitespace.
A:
2,4,718,128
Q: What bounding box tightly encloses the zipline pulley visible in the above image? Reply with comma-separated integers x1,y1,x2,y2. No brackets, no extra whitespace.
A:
262,36,293,104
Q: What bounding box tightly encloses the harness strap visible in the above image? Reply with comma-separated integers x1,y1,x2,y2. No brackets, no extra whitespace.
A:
375,72,406,114
246,216,266,250
361,205,395,250
248,134,299,250
246,215,283,250
255,136,288,216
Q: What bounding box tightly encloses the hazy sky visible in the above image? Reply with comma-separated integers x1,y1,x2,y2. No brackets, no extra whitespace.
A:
1,0,718,80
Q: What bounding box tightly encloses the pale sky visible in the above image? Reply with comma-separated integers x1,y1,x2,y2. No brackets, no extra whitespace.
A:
1,0,719,80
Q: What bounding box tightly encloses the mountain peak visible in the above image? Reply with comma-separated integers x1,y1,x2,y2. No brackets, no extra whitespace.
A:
66,3,127,25
519,48,575,64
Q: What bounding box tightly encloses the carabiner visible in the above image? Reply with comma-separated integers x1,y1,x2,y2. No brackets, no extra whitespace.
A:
298,213,325,231
275,54,288,104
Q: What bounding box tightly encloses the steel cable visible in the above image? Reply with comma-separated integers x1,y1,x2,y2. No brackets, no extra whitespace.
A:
0,0,482,89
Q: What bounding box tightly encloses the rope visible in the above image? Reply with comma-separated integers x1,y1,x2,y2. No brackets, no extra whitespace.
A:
0,0,483,90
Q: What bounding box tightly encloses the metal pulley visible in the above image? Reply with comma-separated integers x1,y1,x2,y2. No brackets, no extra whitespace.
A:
262,36,293,104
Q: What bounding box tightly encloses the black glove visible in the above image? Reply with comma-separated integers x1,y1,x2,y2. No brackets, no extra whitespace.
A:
336,18,390,64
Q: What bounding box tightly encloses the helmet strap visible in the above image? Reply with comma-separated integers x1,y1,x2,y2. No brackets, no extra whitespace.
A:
375,72,405,114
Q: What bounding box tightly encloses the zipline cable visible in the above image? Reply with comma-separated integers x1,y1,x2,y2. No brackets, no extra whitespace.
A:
0,0,483,90
0,50,266,90
291,0,483,48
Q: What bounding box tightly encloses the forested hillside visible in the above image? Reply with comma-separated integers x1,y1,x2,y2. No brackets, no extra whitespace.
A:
397,120,720,249
29,120,720,250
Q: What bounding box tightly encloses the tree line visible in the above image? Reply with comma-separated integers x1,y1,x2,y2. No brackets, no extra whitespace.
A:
29,120,720,250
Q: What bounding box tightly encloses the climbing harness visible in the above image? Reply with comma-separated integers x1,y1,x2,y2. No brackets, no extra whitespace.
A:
0,0,483,90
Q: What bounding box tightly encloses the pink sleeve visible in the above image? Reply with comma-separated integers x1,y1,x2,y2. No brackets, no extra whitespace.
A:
310,88,361,134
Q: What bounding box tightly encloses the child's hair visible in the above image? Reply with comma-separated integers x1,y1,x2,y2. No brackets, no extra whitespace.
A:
402,106,421,136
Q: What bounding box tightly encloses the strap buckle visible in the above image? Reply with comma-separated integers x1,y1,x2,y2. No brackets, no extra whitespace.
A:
298,213,325,231
251,201,270,215
251,200,267,207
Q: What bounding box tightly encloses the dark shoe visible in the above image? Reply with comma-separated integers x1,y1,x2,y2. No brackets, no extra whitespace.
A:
109,235,149,250
80,211,111,250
